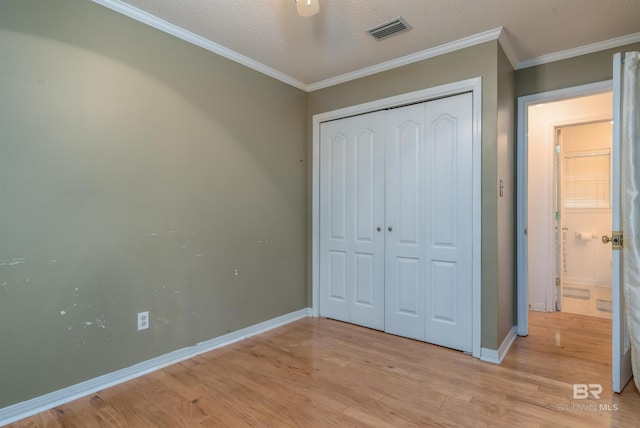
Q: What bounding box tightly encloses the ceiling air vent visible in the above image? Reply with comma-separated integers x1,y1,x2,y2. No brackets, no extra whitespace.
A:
366,17,412,40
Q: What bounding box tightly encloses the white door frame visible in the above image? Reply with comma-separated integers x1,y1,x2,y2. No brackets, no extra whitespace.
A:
311,77,482,358
516,80,612,336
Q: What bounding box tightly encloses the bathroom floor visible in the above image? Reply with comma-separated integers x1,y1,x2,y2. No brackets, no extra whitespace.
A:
561,283,612,319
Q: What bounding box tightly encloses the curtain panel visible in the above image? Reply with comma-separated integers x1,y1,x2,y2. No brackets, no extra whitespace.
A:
621,51,640,392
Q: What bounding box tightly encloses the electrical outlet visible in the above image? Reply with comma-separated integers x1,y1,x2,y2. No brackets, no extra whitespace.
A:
137,311,149,331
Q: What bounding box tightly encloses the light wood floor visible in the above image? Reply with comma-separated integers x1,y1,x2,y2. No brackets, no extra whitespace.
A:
8,311,639,427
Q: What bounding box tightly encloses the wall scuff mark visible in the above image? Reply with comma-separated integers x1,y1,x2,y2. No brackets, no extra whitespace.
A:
0,258,26,267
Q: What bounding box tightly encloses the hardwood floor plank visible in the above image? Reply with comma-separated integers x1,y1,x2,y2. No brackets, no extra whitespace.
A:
6,311,639,427
7,412,63,428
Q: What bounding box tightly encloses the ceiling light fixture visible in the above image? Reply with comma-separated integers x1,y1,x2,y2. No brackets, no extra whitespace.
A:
294,0,319,17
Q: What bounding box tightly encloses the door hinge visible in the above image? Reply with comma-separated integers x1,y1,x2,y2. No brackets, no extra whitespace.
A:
555,277,561,286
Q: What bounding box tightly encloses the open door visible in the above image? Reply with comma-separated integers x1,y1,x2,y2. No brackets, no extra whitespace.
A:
611,52,633,393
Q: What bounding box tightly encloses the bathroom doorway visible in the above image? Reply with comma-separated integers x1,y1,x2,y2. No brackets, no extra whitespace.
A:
524,90,612,314
555,121,613,319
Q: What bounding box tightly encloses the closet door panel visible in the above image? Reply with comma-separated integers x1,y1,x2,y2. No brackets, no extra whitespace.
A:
320,123,351,323
397,257,421,315
424,93,473,353
432,114,457,247
430,260,457,322
385,104,427,341
355,130,376,242
319,112,385,330
350,115,385,330
329,134,348,240
354,253,375,306
328,251,348,303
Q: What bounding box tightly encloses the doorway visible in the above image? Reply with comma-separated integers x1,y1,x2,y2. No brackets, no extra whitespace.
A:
516,85,616,385
311,78,483,359
519,87,613,319
517,55,633,393
555,121,613,319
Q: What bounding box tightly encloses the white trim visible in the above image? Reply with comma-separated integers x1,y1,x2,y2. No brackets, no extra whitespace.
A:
307,28,501,91
87,2,640,91
86,2,640,91
90,0,308,91
470,79,483,360
497,29,519,69
0,308,309,427
517,32,640,70
91,0,499,92
516,81,613,337
312,78,482,358
480,326,517,364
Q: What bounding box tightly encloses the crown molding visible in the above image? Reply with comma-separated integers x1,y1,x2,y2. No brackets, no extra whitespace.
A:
516,32,640,70
91,0,309,91
89,1,503,92
306,27,503,91
497,28,519,69
90,1,640,91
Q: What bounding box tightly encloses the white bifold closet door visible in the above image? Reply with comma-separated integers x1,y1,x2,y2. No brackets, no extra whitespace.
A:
319,111,386,330
319,92,473,353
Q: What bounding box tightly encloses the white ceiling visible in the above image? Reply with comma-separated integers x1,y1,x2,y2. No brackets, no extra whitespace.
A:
96,0,640,91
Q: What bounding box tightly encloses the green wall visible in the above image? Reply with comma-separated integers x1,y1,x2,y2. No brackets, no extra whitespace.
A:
307,41,513,350
496,45,516,345
0,0,307,408
516,42,640,97
3,0,633,412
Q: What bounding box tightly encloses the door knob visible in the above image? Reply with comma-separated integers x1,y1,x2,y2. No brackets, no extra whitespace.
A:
388,226,393,232
602,232,624,249
377,227,382,232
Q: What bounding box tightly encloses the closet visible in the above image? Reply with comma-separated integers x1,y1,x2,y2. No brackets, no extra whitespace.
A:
318,92,473,352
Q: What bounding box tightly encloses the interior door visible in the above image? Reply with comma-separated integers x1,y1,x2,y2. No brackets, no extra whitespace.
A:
384,103,428,341
384,93,473,352
320,93,474,353
611,52,633,392
319,112,385,330
423,93,474,352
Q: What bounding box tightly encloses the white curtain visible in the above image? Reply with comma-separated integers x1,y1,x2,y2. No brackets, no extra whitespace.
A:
621,51,640,392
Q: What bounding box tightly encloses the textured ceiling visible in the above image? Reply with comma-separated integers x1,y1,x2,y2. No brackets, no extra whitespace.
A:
110,0,640,88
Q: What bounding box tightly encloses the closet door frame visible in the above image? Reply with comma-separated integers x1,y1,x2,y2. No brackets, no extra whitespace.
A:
311,77,483,359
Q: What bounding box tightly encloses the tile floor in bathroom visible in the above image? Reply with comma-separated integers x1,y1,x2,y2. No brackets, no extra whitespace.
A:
561,283,612,319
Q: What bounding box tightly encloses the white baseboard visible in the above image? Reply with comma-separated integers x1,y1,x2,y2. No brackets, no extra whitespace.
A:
480,326,517,364
0,308,310,427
